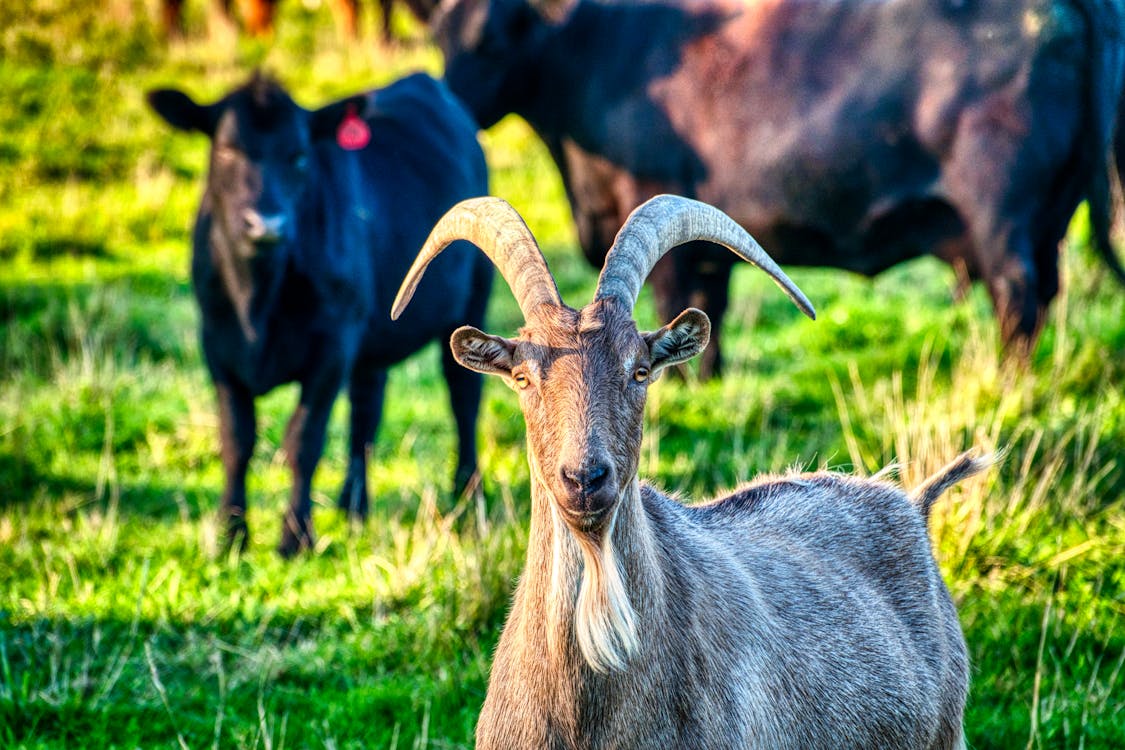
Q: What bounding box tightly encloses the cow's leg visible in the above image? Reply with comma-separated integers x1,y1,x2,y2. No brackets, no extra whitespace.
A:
647,241,732,379
337,367,387,521
983,227,1042,354
688,251,734,380
553,138,627,271
161,0,185,38
443,257,492,500
947,149,1056,355
1033,221,1063,337
379,0,394,43
648,250,692,333
278,368,346,557
647,251,695,379
242,0,278,35
331,0,362,39
214,379,256,550
442,340,483,500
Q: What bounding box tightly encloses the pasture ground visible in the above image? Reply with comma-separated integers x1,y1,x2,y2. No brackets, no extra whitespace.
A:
1,1,1123,747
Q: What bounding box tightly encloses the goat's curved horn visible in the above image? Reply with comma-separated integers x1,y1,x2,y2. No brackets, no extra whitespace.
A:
391,197,562,321
593,195,816,320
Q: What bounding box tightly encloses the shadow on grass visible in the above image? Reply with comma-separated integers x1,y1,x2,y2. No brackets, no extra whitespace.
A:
0,272,196,380
0,607,495,749
0,452,93,508
0,237,116,262
31,237,115,261
0,449,217,522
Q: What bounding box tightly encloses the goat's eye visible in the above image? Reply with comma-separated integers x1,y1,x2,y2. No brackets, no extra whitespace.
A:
513,372,530,389
633,367,650,383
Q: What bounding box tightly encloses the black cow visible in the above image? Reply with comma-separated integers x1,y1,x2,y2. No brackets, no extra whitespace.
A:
148,72,492,555
430,0,1125,377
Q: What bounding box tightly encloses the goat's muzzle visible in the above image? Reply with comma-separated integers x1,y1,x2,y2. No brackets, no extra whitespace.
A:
558,460,617,532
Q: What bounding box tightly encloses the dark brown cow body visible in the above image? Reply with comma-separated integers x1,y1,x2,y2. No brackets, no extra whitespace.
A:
433,0,1125,376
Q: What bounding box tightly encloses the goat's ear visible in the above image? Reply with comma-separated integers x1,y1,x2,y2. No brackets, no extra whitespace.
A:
147,88,215,136
643,308,711,374
451,326,516,376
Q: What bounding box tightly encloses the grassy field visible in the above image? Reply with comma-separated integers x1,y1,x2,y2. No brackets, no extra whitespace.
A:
1,1,1123,747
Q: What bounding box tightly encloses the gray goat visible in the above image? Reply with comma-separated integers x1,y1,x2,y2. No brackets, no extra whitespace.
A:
393,194,986,749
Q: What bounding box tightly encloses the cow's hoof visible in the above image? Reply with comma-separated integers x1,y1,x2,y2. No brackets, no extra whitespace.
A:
454,467,483,504
336,471,369,521
223,516,250,553
277,516,315,558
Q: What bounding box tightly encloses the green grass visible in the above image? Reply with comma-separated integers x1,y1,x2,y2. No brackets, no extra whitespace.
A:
2,1,1124,747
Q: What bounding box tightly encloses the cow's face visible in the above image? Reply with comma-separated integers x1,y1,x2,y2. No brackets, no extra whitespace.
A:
204,82,311,258
148,74,366,260
432,0,558,128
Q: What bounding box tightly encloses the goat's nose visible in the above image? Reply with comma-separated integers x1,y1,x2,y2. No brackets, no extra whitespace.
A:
561,462,609,494
242,209,287,244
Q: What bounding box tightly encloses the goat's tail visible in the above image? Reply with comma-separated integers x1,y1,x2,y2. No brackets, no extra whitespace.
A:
910,451,998,521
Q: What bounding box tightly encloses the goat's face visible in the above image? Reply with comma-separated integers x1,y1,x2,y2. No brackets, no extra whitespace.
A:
452,299,709,536
394,194,813,544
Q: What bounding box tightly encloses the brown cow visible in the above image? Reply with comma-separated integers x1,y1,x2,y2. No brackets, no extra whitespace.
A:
430,0,1125,376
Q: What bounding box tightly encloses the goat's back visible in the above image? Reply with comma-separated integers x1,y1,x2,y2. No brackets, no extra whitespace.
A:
655,473,969,748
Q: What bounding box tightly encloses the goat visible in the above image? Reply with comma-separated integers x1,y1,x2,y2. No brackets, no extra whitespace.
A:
393,194,987,748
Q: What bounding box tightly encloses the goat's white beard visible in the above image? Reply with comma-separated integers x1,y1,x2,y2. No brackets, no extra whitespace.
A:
571,509,638,673
530,454,639,673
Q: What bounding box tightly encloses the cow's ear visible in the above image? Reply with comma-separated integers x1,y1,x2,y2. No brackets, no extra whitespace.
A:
450,326,516,377
147,89,215,136
309,94,370,141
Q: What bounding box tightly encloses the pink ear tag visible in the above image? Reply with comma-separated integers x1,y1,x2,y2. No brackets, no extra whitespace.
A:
336,104,370,151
